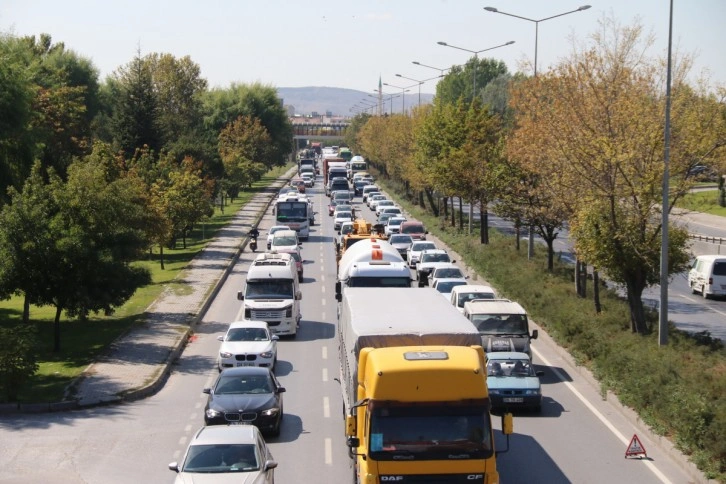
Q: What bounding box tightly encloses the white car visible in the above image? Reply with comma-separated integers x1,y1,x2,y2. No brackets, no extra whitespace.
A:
450,284,497,313
432,278,470,301
169,425,277,482
217,320,278,371
428,264,468,287
301,173,314,187
407,241,437,268
375,200,396,216
269,229,300,253
416,249,455,286
266,225,290,250
334,210,354,231
368,194,387,210
385,216,407,236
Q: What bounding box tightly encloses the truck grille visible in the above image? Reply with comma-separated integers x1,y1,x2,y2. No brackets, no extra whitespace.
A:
251,310,283,319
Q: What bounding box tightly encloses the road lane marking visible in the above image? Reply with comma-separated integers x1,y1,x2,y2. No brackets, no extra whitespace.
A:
185,424,192,432
322,368,328,382
533,347,672,484
323,396,330,418
322,298,326,306
325,438,333,465
321,275,325,283
322,346,328,359
189,413,197,421
173,449,181,460
321,285,326,294
178,436,187,445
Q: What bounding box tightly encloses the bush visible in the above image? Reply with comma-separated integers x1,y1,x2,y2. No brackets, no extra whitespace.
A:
0,325,39,401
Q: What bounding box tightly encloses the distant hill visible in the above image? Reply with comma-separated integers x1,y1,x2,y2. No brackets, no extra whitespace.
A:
277,86,434,117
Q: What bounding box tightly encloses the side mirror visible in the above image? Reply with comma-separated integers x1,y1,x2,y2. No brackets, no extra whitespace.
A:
271,335,280,341
346,415,357,437
535,370,545,377
452,260,457,263
347,436,360,448
217,335,224,341
168,462,180,473
264,460,278,471
202,388,211,394
295,291,302,300
277,387,287,393
502,412,514,435
237,291,244,301
531,329,539,340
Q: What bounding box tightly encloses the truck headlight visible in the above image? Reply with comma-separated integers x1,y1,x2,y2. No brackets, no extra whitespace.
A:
244,308,251,318
284,305,293,317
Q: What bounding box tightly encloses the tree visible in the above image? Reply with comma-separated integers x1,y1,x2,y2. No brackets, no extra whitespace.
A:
507,16,725,334
0,326,39,402
435,57,509,105
218,115,272,197
343,113,372,153
203,83,293,168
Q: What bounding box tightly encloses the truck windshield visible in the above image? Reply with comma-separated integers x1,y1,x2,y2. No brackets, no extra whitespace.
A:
368,402,492,460
348,277,411,288
470,314,528,335
245,280,294,299
276,201,308,222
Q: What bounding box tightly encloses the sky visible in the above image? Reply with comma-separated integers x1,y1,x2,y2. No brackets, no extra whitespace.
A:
1,0,724,96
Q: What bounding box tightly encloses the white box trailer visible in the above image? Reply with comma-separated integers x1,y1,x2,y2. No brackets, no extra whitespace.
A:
337,287,481,413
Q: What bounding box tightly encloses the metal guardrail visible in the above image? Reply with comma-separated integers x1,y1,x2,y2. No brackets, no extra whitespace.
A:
688,233,725,244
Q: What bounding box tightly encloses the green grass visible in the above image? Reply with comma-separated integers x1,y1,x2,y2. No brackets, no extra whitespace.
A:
676,189,726,216
0,163,293,403
377,177,726,481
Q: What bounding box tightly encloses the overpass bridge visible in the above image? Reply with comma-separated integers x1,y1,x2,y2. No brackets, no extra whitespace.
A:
292,122,349,140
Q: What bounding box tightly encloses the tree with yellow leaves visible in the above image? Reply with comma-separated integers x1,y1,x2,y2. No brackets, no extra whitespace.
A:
508,16,725,334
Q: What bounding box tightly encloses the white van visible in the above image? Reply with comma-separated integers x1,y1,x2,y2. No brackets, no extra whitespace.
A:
238,252,302,337
688,255,726,299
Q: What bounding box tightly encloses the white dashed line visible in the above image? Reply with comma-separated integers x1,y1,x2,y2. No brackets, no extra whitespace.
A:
321,285,326,294
321,275,325,283
322,298,326,306
189,413,197,421
533,347,672,484
184,424,192,432
173,449,181,460
178,435,187,445
322,346,328,359
322,368,328,382
323,396,330,418
324,438,333,465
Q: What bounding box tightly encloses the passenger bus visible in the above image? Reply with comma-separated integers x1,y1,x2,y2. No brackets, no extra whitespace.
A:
275,197,310,240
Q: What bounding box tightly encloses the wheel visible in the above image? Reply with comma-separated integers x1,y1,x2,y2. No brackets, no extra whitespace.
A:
690,282,698,294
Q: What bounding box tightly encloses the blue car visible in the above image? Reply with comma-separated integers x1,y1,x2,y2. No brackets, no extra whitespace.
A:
486,352,544,412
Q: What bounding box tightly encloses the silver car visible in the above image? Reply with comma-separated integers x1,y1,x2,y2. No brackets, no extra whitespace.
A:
169,425,277,482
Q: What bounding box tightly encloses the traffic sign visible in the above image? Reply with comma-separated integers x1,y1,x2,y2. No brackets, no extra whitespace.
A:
625,434,647,458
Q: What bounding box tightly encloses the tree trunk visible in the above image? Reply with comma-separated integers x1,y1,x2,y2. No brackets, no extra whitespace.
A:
160,244,165,270
54,306,62,352
545,237,555,272
593,269,601,314
450,198,455,227
515,219,521,251
625,277,648,334
23,295,30,324
418,190,424,208
443,197,449,220
581,262,587,298
424,188,438,217
575,259,582,296
458,197,463,231
480,203,489,245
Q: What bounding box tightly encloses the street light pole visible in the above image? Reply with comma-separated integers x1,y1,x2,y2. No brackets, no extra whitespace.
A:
371,91,401,116
396,74,444,107
484,5,591,258
437,40,514,102
383,82,414,114
412,61,451,77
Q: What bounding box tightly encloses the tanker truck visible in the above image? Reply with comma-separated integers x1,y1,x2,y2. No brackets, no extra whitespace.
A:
335,238,411,301
339,288,513,484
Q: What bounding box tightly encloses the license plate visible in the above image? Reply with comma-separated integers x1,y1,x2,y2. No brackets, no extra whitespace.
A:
503,397,523,403
237,362,254,367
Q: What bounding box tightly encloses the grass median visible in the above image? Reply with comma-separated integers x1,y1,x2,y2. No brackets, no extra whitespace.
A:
0,164,293,404
380,178,726,481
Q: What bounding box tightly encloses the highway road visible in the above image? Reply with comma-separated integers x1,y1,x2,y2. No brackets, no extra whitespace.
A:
0,176,700,483
452,197,726,341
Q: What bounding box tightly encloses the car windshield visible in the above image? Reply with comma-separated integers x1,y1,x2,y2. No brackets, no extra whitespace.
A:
273,236,297,246
402,225,425,234
470,314,529,335
245,280,294,299
389,235,413,244
412,243,436,252
336,212,353,219
457,292,495,307
182,443,260,473
388,219,404,227
226,327,269,342
487,359,535,377
435,281,468,293
434,268,463,279
215,374,273,395
422,253,450,263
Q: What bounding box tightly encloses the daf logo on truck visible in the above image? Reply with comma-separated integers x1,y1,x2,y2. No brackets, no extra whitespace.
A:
380,477,404,482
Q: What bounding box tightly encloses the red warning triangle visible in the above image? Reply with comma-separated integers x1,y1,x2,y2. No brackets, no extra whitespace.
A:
625,434,647,458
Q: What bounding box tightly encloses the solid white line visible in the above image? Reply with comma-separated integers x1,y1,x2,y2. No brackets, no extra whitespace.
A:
323,396,330,418
324,438,333,465
677,294,726,316
322,368,329,382
322,346,328,359
533,347,672,484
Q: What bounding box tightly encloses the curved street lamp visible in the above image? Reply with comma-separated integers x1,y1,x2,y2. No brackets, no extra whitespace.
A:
395,73,443,107
383,83,414,114
412,61,451,76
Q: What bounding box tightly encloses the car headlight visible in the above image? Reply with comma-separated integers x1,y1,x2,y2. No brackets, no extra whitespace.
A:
260,351,274,359
489,389,501,395
219,351,233,359
524,389,541,395
206,408,222,418
261,407,280,417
